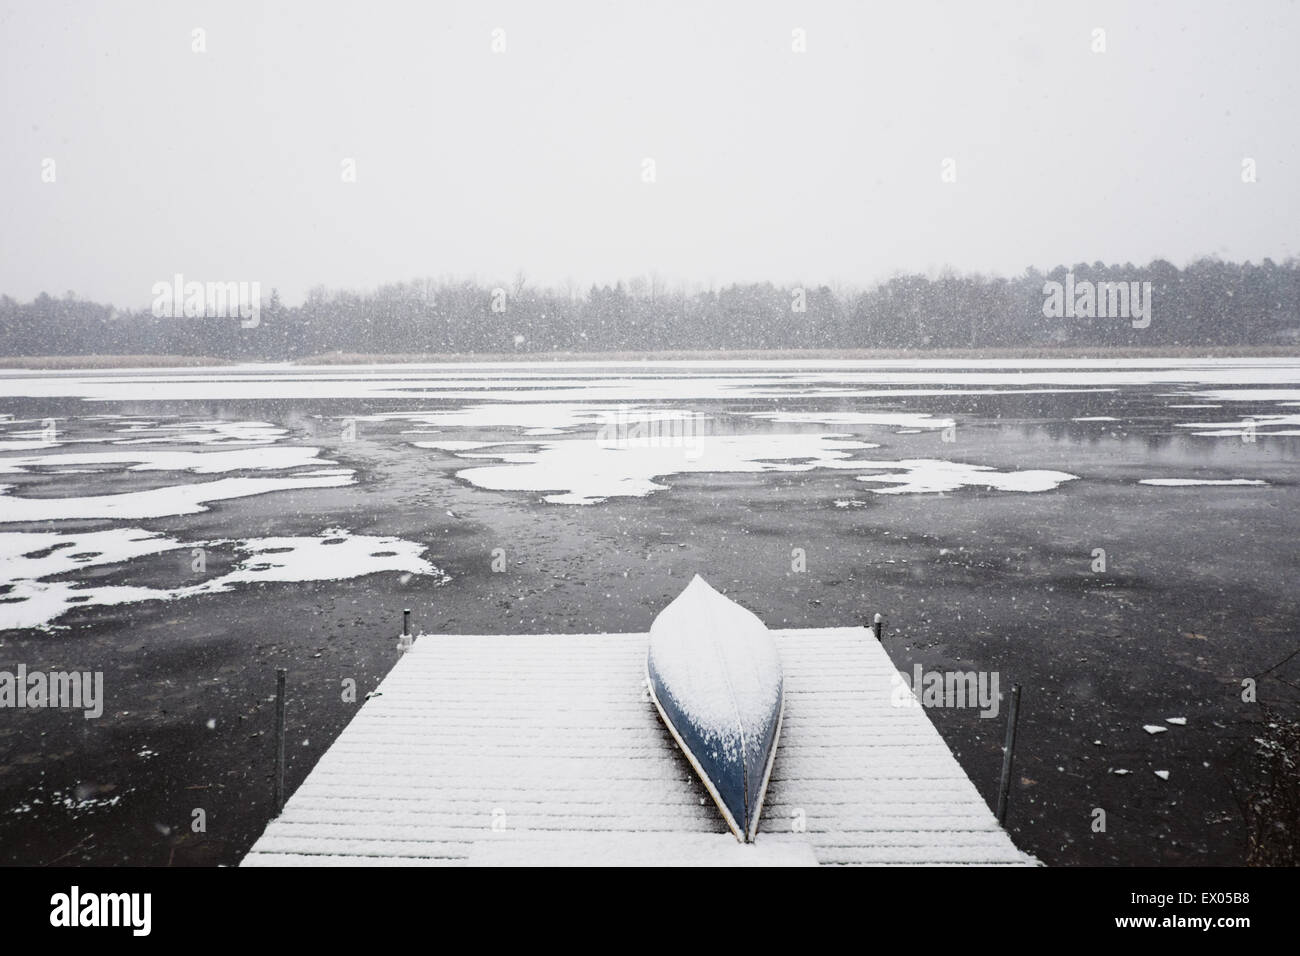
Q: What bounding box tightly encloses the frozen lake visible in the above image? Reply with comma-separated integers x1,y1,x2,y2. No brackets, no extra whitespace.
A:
1,357,1297,866
2,358,1297,630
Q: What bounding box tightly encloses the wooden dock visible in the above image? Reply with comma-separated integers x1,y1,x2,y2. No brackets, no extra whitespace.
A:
243,627,1038,866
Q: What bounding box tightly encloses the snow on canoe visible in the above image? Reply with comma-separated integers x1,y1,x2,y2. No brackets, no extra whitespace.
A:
646,575,785,842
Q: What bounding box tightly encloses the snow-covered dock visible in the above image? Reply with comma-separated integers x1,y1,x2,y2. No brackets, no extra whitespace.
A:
242,627,1038,866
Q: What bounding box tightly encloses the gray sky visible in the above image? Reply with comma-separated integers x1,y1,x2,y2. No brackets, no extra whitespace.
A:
2,0,1296,307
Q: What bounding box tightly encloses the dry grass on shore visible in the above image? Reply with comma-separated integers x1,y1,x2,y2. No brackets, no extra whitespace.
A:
1234,709,1300,866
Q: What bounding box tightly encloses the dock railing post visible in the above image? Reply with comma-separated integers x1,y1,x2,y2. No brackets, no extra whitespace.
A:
398,608,414,652
273,667,287,816
995,683,1022,826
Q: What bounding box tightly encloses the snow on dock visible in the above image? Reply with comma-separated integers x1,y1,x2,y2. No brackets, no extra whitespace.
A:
242,627,1038,866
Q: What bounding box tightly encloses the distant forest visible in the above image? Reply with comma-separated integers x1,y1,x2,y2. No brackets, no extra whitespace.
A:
2,258,1298,359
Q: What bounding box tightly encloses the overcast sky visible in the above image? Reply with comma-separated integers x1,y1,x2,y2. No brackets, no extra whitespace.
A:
1,0,1296,307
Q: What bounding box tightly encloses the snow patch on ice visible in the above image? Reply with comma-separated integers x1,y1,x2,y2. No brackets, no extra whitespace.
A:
0,527,445,630
854,459,1078,495
422,432,1081,503
416,440,502,452
1175,413,1300,438
0,446,331,476
1189,389,1300,402
0,470,354,523
3,359,1298,404
749,410,955,431
432,432,881,505
1139,478,1267,487
0,439,60,452
362,404,698,437
111,420,286,445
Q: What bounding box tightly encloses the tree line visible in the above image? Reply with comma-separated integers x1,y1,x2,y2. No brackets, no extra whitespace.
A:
1,257,1297,359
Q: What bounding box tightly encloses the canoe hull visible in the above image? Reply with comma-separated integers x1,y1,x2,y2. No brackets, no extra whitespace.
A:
646,662,785,842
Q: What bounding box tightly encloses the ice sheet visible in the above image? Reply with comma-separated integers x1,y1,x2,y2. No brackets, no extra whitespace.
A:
425,433,880,504
2,359,1298,403
0,446,331,476
0,471,354,522
854,459,1078,494
0,527,444,629
749,411,955,430
1138,478,1267,486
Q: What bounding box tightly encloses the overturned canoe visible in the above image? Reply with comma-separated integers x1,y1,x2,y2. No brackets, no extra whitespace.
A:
646,575,784,842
